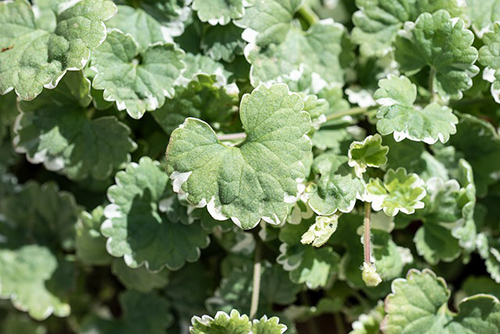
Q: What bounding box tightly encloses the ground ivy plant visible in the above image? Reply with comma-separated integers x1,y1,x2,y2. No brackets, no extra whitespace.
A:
1,0,500,333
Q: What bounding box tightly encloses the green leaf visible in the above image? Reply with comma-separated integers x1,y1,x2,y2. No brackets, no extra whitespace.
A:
381,268,500,334
348,134,389,177
362,262,382,287
371,229,412,280
111,259,169,293
120,0,191,38
414,221,461,265
76,206,112,265
91,30,185,119
278,222,340,289
0,181,79,319
190,310,287,334
306,153,364,216
366,167,426,216
152,74,239,136
1,313,47,334
0,245,73,320
301,214,339,247
477,233,500,283
0,0,116,100
101,157,210,271
193,0,245,25
395,10,479,100
201,23,246,62
352,0,467,56
81,291,173,334
466,0,500,37
235,0,350,89
105,5,170,50
14,71,136,180
445,113,500,197
479,22,500,104
350,301,385,334
166,84,312,229
190,310,251,334
208,259,300,315
374,75,458,144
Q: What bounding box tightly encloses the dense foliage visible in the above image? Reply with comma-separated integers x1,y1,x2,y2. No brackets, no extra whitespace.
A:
1,0,500,333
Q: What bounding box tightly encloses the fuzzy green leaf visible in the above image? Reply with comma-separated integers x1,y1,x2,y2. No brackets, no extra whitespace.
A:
166,84,312,229
306,153,364,216
152,74,239,136
395,10,478,100
348,134,389,177
0,182,80,320
374,75,458,144
381,269,500,334
479,22,500,104
366,167,426,216
466,0,500,37
81,291,172,334
101,157,210,271
76,206,112,265
352,0,466,56
111,259,169,293
14,71,136,180
193,0,245,25
0,0,116,100
201,23,246,62
91,30,185,119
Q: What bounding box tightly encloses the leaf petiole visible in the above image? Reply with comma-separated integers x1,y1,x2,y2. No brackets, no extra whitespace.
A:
250,233,262,319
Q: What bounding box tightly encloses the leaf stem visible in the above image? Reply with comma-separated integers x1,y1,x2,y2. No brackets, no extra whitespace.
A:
363,202,371,264
297,6,319,29
325,107,370,122
250,234,262,319
333,312,345,334
217,132,246,141
429,67,436,101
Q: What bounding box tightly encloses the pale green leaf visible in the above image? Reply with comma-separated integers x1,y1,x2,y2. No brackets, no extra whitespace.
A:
111,259,169,293
190,310,251,334
366,167,426,216
479,22,500,104
348,134,389,177
81,291,173,334
166,84,312,229
374,75,458,144
477,233,500,283
101,157,210,271
14,71,136,180
301,214,339,247
0,0,116,100
395,10,478,100
152,74,239,136
193,0,245,25
306,153,364,216
76,206,112,265
252,316,288,334
352,0,467,56
466,0,500,37
244,20,349,89
381,269,500,334
0,245,73,320
371,229,412,280
350,301,385,334
362,262,382,287
91,30,185,119
105,5,169,50
201,23,246,62
278,222,340,289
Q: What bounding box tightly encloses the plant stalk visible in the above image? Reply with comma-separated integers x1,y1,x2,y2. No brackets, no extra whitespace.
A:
363,202,371,264
429,67,436,101
325,107,370,122
217,132,246,141
249,235,262,319
297,6,319,29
